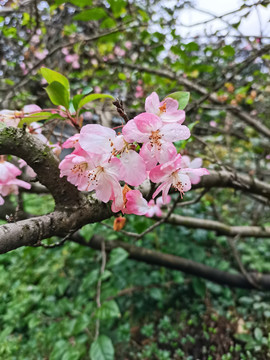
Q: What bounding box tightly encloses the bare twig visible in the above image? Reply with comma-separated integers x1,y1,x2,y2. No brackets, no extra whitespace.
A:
95,239,106,340
227,235,261,289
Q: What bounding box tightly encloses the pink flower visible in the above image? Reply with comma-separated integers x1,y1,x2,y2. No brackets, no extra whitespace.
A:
122,113,190,169
82,155,123,204
145,195,171,217
149,154,209,202
124,190,149,215
23,104,42,114
181,156,206,184
62,133,81,151
94,86,101,93
135,85,144,99
125,41,132,50
0,160,31,205
62,47,69,56
0,110,22,128
209,121,217,127
65,54,80,69
114,46,126,57
59,150,92,190
18,159,36,178
34,49,49,60
20,62,28,75
111,185,149,215
79,125,147,186
145,92,186,123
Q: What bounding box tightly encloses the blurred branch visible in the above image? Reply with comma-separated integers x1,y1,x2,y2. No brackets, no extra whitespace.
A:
157,212,270,238
109,61,270,138
228,235,261,289
179,1,266,28
3,21,139,106
192,170,270,199
73,234,270,290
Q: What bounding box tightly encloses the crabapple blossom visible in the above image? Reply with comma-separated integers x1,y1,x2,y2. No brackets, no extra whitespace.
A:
122,112,190,167
111,185,149,215
145,92,186,123
149,154,209,203
181,156,206,184
79,125,147,186
145,195,171,218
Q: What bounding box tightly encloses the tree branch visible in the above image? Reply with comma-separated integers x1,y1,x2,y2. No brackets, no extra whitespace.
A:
0,127,80,207
193,170,270,199
74,235,270,290
108,61,270,138
157,213,270,238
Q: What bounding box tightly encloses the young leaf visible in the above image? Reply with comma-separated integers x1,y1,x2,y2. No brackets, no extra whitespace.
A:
78,94,114,110
45,82,70,109
90,335,114,360
73,94,85,111
165,91,190,110
18,112,52,127
40,68,70,91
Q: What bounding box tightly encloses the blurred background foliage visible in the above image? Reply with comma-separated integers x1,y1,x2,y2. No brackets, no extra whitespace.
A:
0,0,270,358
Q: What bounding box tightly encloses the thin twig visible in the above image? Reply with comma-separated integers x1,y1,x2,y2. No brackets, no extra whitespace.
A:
227,235,261,289
95,239,106,340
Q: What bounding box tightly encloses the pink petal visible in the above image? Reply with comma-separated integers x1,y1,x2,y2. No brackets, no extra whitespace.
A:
120,150,147,186
181,155,191,167
139,143,158,171
160,98,179,112
145,92,160,113
177,173,191,192
125,190,149,215
161,110,185,124
157,142,177,164
161,123,190,142
190,158,203,168
79,124,116,154
122,119,148,143
134,113,162,133
23,104,42,114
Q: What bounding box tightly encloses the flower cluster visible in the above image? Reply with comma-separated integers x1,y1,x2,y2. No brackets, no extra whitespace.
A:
59,92,209,215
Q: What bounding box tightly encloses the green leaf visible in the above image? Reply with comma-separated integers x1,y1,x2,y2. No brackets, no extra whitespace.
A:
45,81,70,109
40,68,70,91
107,248,129,268
254,327,263,342
165,91,190,110
18,112,52,127
191,278,206,298
90,335,114,360
82,86,93,95
95,300,120,320
222,45,235,57
73,8,107,21
78,93,114,110
73,94,84,111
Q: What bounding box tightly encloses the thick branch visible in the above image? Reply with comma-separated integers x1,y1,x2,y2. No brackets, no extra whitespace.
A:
158,213,270,238
75,235,270,290
0,201,112,254
193,170,270,199
0,127,80,206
